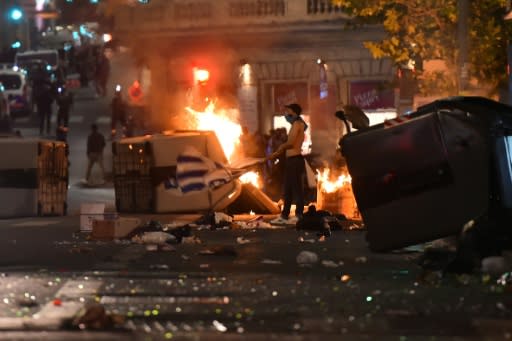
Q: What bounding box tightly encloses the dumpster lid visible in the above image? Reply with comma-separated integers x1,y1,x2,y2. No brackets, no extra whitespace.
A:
416,96,512,121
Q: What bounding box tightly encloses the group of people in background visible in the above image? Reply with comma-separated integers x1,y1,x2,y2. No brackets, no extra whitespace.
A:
33,80,74,139
239,125,290,199
28,44,110,184
72,44,111,97
239,103,308,224
31,43,112,139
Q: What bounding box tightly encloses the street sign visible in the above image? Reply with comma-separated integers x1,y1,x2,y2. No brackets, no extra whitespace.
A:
35,10,59,19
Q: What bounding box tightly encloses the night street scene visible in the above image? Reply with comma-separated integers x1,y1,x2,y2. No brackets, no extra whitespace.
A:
1,0,512,340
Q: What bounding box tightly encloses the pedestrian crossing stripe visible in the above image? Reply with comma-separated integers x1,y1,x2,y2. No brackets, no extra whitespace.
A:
15,117,30,124
47,116,110,124
95,116,111,124
50,115,84,124
11,220,60,227
30,279,103,327
70,116,84,123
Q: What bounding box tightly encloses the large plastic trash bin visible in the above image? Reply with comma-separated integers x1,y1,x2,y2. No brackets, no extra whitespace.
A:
0,138,68,217
340,96,511,251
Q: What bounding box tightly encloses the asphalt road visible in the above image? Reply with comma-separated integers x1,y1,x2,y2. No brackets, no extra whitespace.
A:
0,214,510,340
2,62,511,340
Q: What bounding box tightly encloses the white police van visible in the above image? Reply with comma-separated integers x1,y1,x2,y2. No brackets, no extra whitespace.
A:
15,49,59,72
0,69,31,116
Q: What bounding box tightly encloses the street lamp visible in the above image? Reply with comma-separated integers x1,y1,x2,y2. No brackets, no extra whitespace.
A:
9,8,23,21
11,40,21,49
7,7,30,51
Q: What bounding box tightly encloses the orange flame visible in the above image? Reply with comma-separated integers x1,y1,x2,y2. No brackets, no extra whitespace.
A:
316,168,351,193
239,171,262,189
185,101,242,162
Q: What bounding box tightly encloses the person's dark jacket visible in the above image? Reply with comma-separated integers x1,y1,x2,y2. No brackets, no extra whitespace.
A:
34,82,55,110
57,92,73,113
111,96,126,119
87,131,105,154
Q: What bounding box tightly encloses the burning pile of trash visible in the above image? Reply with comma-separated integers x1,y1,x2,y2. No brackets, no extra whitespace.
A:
111,98,283,216
316,167,360,221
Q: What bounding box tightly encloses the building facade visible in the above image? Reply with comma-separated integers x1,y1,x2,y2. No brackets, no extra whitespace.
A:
112,0,396,160
1,0,59,55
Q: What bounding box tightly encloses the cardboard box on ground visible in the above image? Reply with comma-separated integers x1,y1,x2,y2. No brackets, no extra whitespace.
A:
91,217,142,240
80,203,141,239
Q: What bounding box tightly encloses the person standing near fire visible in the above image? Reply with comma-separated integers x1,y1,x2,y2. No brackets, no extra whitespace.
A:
111,86,127,139
268,103,308,225
127,80,145,134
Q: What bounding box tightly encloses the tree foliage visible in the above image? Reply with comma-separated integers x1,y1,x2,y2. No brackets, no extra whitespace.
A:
333,0,512,96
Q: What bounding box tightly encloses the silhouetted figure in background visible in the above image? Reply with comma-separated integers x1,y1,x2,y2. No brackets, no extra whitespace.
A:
124,113,136,138
56,87,74,127
35,81,55,136
95,52,110,97
111,88,127,139
85,124,106,184
0,86,10,134
239,126,252,157
265,127,288,197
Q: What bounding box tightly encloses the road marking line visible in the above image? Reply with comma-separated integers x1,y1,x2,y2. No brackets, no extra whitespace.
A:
26,279,103,328
16,128,39,138
14,117,30,123
95,116,110,124
51,115,85,124
32,301,83,321
11,221,60,227
69,115,84,123
0,317,25,330
55,280,103,298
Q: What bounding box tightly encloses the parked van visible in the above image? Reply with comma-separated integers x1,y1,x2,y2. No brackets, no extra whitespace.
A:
0,69,32,116
15,49,59,72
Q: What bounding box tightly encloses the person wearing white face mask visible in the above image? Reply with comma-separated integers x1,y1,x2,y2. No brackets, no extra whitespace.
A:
268,103,308,225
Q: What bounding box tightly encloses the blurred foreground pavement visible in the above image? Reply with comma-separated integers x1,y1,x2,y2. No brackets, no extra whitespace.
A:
0,214,509,340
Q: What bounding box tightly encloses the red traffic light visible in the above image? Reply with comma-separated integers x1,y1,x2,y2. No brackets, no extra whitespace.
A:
194,68,209,84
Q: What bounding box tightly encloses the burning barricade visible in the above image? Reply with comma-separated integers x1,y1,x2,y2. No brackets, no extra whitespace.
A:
111,100,278,215
295,167,362,233
316,168,360,221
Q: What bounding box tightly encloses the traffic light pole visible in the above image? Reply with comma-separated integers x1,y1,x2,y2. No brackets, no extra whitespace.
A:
24,17,31,50
0,1,11,51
